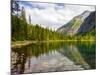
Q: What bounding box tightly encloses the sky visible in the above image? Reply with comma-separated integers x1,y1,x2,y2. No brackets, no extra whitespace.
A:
17,1,95,30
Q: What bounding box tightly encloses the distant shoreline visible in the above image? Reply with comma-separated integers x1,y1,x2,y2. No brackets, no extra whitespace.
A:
11,40,95,48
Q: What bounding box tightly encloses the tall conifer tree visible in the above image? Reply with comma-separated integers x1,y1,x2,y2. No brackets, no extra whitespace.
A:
21,7,26,21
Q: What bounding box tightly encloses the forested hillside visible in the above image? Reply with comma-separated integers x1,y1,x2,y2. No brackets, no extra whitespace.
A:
11,1,67,41
11,15,67,41
11,14,95,41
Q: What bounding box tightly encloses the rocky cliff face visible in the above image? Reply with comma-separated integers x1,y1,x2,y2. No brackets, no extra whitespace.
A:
77,11,95,33
57,11,96,35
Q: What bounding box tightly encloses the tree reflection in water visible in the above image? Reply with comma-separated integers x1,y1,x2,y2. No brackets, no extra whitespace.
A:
11,41,96,74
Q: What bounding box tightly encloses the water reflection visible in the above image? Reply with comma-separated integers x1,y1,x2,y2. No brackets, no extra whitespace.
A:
11,41,96,74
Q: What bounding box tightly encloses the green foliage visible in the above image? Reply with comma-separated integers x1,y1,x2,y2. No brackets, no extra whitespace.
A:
11,15,66,41
12,14,95,41
11,16,27,40
76,29,96,40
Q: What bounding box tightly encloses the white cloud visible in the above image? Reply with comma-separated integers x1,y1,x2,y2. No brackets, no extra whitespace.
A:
19,2,95,30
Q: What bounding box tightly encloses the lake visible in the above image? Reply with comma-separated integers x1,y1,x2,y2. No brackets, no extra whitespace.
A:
11,41,96,74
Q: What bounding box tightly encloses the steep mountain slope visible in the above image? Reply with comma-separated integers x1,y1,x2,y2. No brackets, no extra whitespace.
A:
77,11,95,33
57,11,96,35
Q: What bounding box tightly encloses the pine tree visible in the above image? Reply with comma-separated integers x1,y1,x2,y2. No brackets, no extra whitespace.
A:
21,7,26,21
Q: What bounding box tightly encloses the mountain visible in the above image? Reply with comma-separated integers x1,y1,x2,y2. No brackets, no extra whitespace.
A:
57,11,96,35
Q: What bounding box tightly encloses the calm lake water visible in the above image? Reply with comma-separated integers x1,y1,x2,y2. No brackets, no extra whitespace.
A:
11,41,96,74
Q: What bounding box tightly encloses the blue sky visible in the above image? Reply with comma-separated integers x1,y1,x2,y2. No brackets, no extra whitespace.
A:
17,1,95,30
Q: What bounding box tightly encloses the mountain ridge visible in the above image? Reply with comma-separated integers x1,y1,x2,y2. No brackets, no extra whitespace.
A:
57,11,96,35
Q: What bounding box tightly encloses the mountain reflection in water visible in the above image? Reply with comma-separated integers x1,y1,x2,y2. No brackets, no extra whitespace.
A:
11,41,96,74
